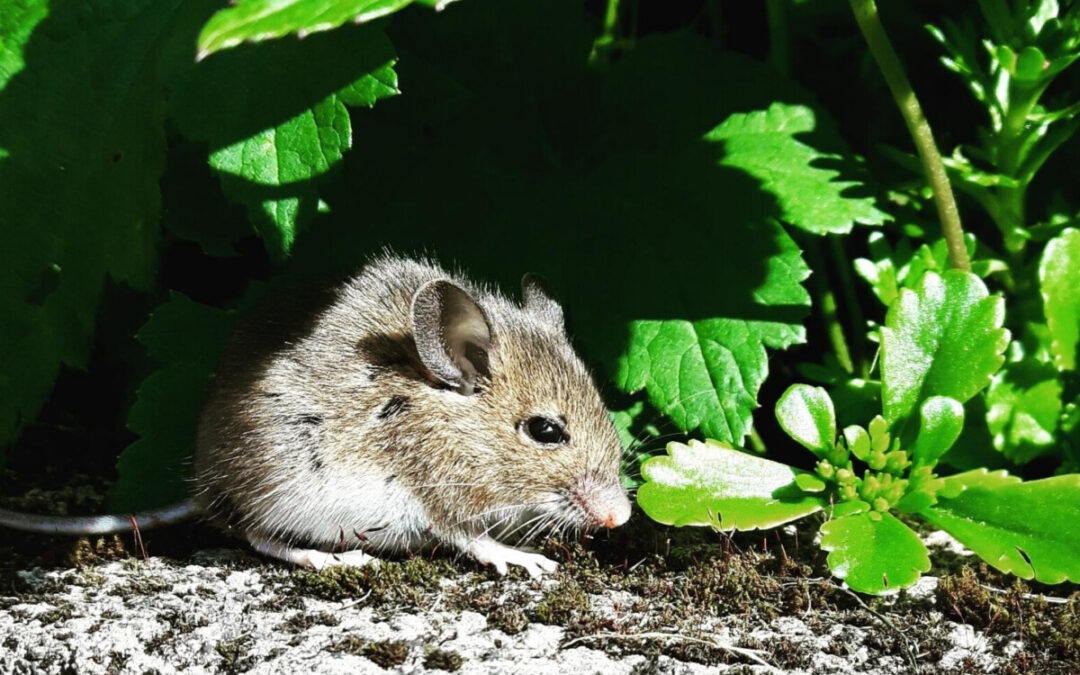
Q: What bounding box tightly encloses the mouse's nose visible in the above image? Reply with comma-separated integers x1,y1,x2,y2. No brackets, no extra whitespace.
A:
601,490,632,528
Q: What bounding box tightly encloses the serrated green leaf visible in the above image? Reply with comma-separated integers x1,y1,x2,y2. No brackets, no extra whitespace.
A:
909,396,965,467
880,270,1009,435
0,0,176,449
198,0,411,58
618,301,807,445
986,358,1063,463
109,294,234,511
638,439,826,529
705,104,888,235
1039,228,1080,371
174,24,398,259
821,511,931,594
920,470,1080,583
775,384,836,457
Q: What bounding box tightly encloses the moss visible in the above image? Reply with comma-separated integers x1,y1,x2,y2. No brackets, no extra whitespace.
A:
215,635,254,674
423,648,464,671
291,556,454,605
363,639,410,668
277,610,341,633
327,635,367,656
36,602,74,625
487,604,530,635
532,579,590,625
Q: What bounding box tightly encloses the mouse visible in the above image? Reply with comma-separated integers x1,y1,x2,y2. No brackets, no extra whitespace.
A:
0,255,632,578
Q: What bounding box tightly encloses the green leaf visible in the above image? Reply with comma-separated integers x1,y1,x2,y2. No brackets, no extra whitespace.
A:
618,299,807,445
109,294,234,511
198,0,411,58
820,511,931,594
173,23,398,259
880,270,1009,434
705,104,888,235
920,470,1080,584
1039,228,1080,371
0,0,176,449
986,359,1063,464
638,439,826,529
909,396,965,467
775,384,836,457
290,10,829,447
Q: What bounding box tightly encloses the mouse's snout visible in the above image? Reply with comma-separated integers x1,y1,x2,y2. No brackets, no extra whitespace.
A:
572,476,632,529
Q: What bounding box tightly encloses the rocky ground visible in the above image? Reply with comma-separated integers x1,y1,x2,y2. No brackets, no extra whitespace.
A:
1,515,1078,675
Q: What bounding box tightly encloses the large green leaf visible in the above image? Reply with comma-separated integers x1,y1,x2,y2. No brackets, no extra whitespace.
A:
617,271,808,445
820,511,931,594
284,8,856,448
985,358,1063,464
1039,227,1080,371
198,0,412,58
0,0,178,451
920,469,1080,584
706,104,888,235
880,270,1009,434
638,439,825,529
173,23,398,259
109,294,234,511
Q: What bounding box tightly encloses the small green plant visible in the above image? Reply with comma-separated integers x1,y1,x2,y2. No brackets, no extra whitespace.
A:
638,269,1080,594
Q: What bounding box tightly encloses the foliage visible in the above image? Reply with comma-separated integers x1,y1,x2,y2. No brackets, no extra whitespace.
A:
1,0,1079,597
640,269,1080,594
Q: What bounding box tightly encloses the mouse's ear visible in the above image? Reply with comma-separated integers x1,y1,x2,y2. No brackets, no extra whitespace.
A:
521,273,565,331
411,280,493,395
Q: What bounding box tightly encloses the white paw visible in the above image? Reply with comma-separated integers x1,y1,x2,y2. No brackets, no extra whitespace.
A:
468,538,559,579
304,549,379,571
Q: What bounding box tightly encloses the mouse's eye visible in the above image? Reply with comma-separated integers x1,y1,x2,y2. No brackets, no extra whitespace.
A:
522,416,570,446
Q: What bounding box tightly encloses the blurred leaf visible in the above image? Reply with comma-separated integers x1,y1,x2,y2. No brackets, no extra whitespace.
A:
198,0,411,58
638,439,825,529
109,294,234,511
0,0,177,450
1039,227,1080,371
775,384,836,457
921,470,1080,583
821,511,931,594
986,358,1063,463
880,270,1009,436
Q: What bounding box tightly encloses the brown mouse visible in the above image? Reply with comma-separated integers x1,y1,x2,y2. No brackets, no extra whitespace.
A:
1,255,631,578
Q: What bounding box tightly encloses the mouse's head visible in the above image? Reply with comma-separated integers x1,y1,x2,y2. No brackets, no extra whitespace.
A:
410,274,632,540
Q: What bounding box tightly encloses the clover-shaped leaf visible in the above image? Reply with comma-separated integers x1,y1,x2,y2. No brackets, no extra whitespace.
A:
638,439,826,530
909,396,965,467
776,384,836,458
820,511,931,594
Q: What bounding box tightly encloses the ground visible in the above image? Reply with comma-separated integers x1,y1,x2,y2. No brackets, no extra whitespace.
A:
1,507,1078,675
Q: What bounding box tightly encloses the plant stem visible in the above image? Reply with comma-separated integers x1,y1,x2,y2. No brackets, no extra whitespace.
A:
590,0,621,66
830,235,868,377
807,239,855,375
749,427,767,454
766,0,790,77
848,0,971,271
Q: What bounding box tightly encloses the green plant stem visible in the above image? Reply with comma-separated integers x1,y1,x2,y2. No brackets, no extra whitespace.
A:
849,0,971,272
766,0,790,77
749,427,767,454
590,0,621,66
807,239,855,375
830,235,869,377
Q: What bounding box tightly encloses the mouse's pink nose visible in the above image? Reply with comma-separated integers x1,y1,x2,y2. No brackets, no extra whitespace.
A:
601,492,632,528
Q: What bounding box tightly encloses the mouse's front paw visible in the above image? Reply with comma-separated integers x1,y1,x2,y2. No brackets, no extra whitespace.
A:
467,537,558,579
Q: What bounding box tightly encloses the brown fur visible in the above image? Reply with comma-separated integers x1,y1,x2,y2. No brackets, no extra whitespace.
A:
193,255,626,554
